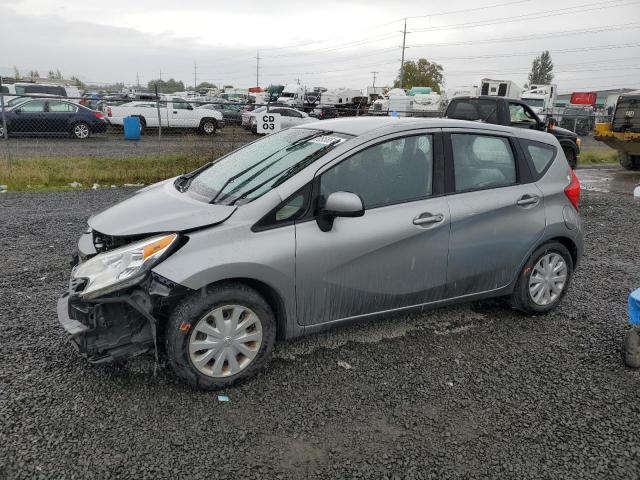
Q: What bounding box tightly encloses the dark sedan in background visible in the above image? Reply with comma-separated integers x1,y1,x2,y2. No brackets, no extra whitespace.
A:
0,99,108,139
198,102,243,125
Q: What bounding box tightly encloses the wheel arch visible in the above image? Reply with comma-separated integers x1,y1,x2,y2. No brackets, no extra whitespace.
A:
201,277,289,340
546,235,579,268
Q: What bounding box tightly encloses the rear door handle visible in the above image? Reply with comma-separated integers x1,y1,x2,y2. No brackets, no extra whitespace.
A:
413,213,444,226
173,111,178,114
516,195,540,207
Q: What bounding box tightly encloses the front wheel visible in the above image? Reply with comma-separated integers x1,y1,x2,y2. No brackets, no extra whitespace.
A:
165,283,276,390
510,241,574,314
199,118,217,135
618,151,640,171
71,122,91,140
563,147,577,169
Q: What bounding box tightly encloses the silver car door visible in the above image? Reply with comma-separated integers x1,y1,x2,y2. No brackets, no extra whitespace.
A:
442,129,546,298
295,130,450,326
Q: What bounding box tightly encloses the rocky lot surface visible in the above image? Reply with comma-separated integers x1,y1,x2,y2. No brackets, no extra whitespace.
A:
1,186,639,479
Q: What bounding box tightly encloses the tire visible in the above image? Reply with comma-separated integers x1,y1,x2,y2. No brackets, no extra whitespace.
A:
136,116,146,135
618,151,639,171
510,241,574,314
623,327,640,368
0,124,6,139
165,282,276,390
199,118,216,136
563,147,577,169
71,121,91,140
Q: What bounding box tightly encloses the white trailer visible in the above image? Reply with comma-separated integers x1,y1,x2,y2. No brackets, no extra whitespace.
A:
413,92,444,117
320,88,362,106
450,85,479,98
480,79,522,99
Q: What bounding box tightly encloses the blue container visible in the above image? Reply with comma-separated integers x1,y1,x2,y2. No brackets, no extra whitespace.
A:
123,116,141,141
629,288,640,325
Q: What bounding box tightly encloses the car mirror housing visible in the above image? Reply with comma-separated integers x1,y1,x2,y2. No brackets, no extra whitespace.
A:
317,191,365,232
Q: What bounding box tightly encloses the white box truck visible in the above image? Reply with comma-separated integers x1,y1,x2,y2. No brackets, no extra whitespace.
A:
521,84,557,118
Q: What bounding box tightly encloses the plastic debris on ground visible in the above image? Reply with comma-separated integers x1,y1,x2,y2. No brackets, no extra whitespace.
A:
68,181,82,188
337,360,353,370
217,395,230,402
634,186,640,198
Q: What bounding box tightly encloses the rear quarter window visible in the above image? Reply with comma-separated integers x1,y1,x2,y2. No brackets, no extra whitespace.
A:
448,99,498,123
519,139,557,176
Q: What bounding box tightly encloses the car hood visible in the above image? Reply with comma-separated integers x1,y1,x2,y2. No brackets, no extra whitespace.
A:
551,125,578,139
88,178,237,237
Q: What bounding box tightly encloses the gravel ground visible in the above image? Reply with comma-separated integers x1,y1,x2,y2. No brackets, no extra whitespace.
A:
1,186,639,479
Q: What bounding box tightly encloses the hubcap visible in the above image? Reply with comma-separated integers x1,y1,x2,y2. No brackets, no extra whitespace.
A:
528,253,567,306
188,305,263,378
75,124,89,138
204,122,214,133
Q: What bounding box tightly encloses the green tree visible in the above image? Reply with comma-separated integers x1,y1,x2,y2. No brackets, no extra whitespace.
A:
70,75,86,89
29,70,40,78
147,78,185,94
196,82,217,90
394,58,444,92
528,51,554,85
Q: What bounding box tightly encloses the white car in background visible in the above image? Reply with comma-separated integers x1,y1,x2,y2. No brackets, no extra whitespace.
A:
246,106,315,133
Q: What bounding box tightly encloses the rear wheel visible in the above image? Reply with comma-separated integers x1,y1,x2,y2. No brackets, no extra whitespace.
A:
199,118,216,135
563,147,577,169
165,283,276,390
71,122,90,140
510,241,573,314
618,151,640,171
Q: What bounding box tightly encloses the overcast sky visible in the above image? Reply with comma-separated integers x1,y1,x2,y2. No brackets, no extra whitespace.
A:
1,0,639,93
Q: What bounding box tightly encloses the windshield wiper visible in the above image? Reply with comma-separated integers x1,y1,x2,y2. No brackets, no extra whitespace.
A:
285,130,333,149
174,161,214,192
271,139,342,189
232,139,343,205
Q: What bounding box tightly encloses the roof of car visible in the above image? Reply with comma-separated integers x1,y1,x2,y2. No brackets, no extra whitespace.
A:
297,116,559,146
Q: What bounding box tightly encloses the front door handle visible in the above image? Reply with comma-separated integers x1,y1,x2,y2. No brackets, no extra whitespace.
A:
173,111,178,114
413,213,444,226
516,195,540,207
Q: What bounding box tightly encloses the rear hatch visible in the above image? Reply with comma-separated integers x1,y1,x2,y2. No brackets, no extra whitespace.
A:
612,95,640,133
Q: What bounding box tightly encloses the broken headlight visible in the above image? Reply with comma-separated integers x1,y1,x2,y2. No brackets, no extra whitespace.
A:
72,233,178,299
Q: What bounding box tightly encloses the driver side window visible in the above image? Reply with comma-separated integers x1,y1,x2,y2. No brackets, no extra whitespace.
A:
509,103,536,125
320,134,433,209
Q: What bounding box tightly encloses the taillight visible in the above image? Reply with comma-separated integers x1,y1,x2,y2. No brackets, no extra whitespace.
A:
94,112,104,120
564,169,581,211
106,107,112,117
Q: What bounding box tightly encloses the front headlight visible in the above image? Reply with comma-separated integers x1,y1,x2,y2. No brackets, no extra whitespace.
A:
73,233,178,299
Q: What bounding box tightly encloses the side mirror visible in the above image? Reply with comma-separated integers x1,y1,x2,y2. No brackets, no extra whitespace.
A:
546,116,557,131
187,104,194,110
13,108,21,114
317,191,365,232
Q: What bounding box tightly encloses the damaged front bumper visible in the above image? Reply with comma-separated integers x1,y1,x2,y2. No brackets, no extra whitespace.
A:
57,229,190,364
57,286,156,364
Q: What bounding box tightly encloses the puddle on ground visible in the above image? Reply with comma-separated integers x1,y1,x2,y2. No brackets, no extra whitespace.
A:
577,167,640,196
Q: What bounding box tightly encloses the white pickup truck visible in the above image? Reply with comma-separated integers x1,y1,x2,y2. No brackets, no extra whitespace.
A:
105,97,224,134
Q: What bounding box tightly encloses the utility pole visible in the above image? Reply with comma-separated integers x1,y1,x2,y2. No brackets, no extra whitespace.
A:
193,62,197,90
136,72,140,89
399,18,407,89
159,69,162,81
371,71,378,89
256,50,260,88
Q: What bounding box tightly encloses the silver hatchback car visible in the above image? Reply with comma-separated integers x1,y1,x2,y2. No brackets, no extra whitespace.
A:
58,117,583,390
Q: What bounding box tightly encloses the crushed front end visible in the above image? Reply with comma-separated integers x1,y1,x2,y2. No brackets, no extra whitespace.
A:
57,228,190,363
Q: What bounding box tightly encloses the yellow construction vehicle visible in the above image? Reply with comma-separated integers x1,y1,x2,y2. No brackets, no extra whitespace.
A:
594,93,640,170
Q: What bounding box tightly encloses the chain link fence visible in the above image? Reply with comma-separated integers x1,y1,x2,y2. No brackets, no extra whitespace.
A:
0,91,613,167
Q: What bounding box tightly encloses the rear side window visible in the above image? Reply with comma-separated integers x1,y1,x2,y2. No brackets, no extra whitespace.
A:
0,86,8,94
48,101,78,113
448,99,498,123
520,139,556,175
451,134,516,192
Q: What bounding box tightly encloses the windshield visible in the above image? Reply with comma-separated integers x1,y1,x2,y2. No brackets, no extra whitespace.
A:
522,98,545,108
188,128,351,204
7,97,28,107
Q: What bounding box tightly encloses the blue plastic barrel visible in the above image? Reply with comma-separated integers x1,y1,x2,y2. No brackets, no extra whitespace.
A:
629,288,640,325
123,116,141,140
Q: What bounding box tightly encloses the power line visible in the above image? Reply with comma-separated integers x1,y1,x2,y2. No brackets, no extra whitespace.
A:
410,0,638,33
